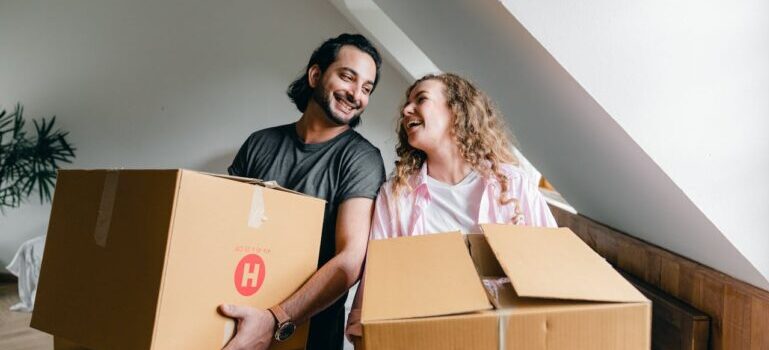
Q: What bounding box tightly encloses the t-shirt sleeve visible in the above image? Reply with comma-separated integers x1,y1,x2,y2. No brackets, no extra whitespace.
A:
337,149,386,203
228,133,256,177
370,183,396,240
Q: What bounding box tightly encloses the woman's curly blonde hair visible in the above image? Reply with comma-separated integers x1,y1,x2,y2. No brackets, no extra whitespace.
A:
392,73,520,206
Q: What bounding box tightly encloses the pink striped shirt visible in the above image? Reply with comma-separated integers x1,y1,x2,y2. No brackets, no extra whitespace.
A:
370,163,557,239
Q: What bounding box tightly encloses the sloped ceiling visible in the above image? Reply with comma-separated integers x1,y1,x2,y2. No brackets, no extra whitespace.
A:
335,0,769,290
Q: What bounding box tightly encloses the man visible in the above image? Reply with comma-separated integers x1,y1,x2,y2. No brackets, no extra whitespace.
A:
220,34,386,350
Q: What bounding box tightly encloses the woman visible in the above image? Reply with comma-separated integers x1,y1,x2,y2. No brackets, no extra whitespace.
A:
346,73,557,346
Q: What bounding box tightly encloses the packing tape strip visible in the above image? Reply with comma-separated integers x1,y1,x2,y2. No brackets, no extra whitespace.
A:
94,171,119,248
248,185,266,229
498,313,506,350
497,309,514,350
261,180,278,189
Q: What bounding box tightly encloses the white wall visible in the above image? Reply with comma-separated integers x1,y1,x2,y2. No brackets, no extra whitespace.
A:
372,0,769,290
501,0,769,286
0,0,408,269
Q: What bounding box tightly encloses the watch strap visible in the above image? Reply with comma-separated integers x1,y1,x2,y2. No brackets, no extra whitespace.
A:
269,304,291,326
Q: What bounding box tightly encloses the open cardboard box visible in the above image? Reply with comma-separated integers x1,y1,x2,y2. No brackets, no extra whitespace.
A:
360,224,651,349
31,169,325,350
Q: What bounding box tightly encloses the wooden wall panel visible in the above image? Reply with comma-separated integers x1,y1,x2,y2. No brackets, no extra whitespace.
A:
550,206,769,350
751,298,769,349
623,272,710,350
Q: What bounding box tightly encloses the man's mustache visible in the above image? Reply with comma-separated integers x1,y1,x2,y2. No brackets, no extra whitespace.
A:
334,92,362,109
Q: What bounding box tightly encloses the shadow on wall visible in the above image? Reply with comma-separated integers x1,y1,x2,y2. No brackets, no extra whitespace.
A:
197,150,237,175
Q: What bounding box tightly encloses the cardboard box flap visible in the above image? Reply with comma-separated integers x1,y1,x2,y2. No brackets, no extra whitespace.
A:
480,224,647,303
197,171,315,198
361,232,492,323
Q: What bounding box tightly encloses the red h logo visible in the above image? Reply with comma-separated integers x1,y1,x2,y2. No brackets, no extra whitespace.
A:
234,254,266,296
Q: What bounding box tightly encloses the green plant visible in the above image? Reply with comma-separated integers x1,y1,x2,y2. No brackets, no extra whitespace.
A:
0,103,76,210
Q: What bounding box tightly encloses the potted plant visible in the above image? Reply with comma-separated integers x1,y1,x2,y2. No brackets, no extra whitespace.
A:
0,103,76,211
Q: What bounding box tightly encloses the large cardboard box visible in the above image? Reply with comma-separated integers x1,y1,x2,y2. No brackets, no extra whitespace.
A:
31,169,325,350
361,224,651,350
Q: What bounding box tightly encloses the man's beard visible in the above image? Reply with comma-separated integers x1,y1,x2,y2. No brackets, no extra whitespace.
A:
312,87,362,128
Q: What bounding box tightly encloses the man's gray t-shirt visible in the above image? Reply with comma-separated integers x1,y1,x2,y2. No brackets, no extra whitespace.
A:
228,123,385,349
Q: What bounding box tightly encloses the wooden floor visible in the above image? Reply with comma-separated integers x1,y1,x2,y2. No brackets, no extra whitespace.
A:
0,282,52,350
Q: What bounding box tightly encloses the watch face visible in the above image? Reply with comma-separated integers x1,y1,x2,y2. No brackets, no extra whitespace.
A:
276,322,296,342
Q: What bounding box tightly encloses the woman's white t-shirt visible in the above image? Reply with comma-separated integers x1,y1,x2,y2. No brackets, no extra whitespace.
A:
422,170,485,234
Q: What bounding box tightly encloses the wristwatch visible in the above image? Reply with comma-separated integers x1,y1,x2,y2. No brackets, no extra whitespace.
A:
268,304,296,342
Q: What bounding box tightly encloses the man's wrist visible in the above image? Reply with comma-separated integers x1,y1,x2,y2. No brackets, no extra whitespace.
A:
266,308,279,328
268,304,291,324
268,304,296,342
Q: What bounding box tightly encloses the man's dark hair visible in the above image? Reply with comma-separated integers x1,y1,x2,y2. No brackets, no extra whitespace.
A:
287,33,382,112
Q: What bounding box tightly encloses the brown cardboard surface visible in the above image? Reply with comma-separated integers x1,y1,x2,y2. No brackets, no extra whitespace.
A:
360,227,651,349
363,302,650,350
32,170,179,350
153,170,323,349
363,312,498,350
490,278,645,313
32,169,325,350
54,337,91,350
361,232,492,322
201,171,306,197
466,233,505,277
501,302,651,349
481,224,648,303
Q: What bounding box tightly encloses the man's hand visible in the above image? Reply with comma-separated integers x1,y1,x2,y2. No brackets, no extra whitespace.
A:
219,304,275,350
215,198,373,349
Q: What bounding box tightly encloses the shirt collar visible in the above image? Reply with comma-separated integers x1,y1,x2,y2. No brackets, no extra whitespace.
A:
413,162,500,188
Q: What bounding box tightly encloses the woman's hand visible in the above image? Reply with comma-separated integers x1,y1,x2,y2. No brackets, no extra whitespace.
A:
350,335,363,350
